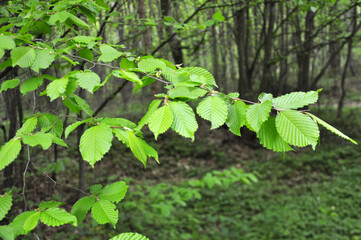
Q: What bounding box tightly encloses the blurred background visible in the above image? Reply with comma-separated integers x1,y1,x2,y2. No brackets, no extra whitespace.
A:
1,0,361,239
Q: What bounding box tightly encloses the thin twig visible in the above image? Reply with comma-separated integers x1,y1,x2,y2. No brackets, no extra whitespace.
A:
22,145,31,211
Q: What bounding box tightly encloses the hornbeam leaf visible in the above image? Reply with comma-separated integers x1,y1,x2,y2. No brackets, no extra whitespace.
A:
40,208,77,227
113,129,130,147
0,192,12,221
16,117,38,136
0,139,22,171
74,70,101,93
31,49,56,73
20,76,44,95
38,201,64,210
23,211,40,233
22,133,53,150
112,70,142,85
149,105,173,139
65,120,87,139
71,196,95,223
110,233,150,240
98,44,122,62
80,124,113,167
91,200,118,228
137,99,162,131
98,181,128,203
0,78,20,93
306,113,357,145
38,113,63,137
197,96,228,129
9,211,36,236
127,130,147,167
46,77,69,101
11,47,36,68
276,110,319,148
226,100,246,136
182,67,217,87
257,117,293,152
272,90,320,110
246,100,272,132
0,35,15,50
138,58,166,72
168,101,198,140
0,226,14,240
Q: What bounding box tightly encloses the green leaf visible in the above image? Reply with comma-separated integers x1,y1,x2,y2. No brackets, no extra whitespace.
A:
40,208,77,227
31,49,56,73
168,86,207,100
11,47,36,68
0,35,15,50
90,184,103,195
9,211,35,235
149,105,173,140
16,117,38,136
246,100,272,132
257,117,293,152
276,110,319,148
91,200,118,228
110,233,149,240
98,181,128,203
71,196,95,223
182,67,217,87
22,133,53,150
65,120,87,139
113,70,142,85
74,70,101,93
80,124,113,167
168,101,198,140
50,135,68,148
20,76,44,95
258,93,273,102
138,58,166,72
49,12,89,29
143,142,158,163
0,139,22,171
119,57,136,69
23,211,40,233
226,100,246,136
212,11,225,22
113,129,129,147
137,100,162,131
72,36,96,44
100,118,137,129
71,94,93,117
38,113,63,137
98,44,122,62
197,96,228,130
272,90,320,110
78,48,94,61
0,192,12,221
46,77,69,101
0,226,14,240
0,78,20,93
127,130,147,167
306,113,357,145
39,201,64,210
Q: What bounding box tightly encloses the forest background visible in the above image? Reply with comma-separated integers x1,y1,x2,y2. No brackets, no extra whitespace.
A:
1,0,361,239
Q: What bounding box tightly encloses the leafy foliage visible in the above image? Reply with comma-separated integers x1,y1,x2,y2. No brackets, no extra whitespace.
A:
0,139,22,171
149,105,173,139
110,233,149,240
197,95,228,129
0,192,12,221
246,100,272,132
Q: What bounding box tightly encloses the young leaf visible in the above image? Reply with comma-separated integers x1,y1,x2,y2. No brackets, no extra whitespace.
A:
9,211,36,236
0,226,14,240
226,100,246,136
137,99,162,131
127,130,147,167
22,133,53,150
182,67,217,87
50,135,68,148
276,110,319,149
149,105,173,140
72,94,93,117
40,208,77,227
74,70,101,93
110,233,150,240
16,117,38,136
197,96,228,130
100,118,137,129
98,181,128,203
79,124,113,167
11,47,36,68
46,77,69,101
0,78,20,93
257,117,293,152
65,120,87,139
98,44,122,62
20,76,44,95
246,100,272,132
23,211,40,233
168,86,207,100
90,184,103,195
138,58,166,72
38,113,63,137
0,35,15,50
306,113,357,145
113,129,130,147
113,70,142,85
272,90,320,110
38,201,64,210
31,49,56,73
91,200,118,228
168,101,198,140
0,192,12,221
71,196,95,223
0,139,22,171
